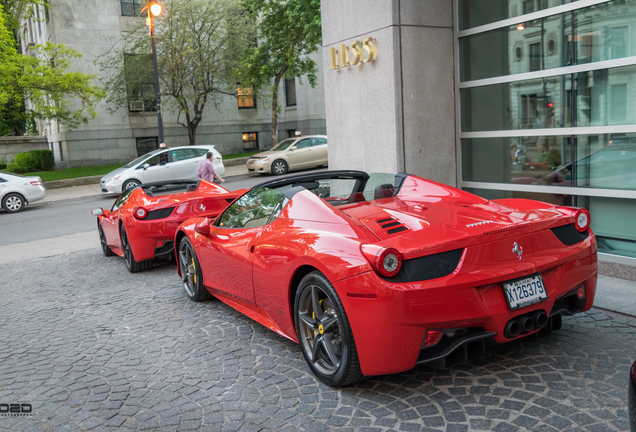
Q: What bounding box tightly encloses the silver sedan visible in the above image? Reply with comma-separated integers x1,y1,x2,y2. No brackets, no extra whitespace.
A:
0,172,46,213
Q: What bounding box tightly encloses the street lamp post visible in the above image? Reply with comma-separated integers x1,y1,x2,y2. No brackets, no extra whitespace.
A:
141,1,164,145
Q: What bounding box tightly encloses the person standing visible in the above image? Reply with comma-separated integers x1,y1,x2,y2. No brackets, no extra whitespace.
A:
198,152,225,183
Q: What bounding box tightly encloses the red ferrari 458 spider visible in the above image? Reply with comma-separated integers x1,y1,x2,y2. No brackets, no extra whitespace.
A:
92,180,244,272
174,171,597,386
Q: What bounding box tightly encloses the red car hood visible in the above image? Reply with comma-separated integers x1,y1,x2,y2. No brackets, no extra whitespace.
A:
342,198,569,259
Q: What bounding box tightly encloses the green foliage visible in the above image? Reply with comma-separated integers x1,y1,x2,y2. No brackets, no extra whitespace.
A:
9,149,54,173
29,149,54,170
97,0,254,145
237,0,322,144
0,3,104,134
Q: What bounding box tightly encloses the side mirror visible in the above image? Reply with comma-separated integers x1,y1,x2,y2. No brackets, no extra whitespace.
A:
289,147,296,151
91,208,104,216
143,163,150,170
194,218,210,236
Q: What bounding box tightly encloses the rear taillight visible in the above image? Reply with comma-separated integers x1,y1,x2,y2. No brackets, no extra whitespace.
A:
133,207,148,219
361,245,403,278
30,180,42,186
557,206,590,232
574,209,590,232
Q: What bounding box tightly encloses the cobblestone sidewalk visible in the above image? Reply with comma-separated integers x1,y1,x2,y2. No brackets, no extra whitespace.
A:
0,250,634,432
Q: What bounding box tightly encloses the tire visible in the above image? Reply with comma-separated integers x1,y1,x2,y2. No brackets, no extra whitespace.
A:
123,179,141,191
271,159,288,175
120,225,152,273
294,271,363,387
98,221,115,257
2,193,25,213
178,237,212,302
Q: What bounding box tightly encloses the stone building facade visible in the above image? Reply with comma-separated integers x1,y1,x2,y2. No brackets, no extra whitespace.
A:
19,0,326,168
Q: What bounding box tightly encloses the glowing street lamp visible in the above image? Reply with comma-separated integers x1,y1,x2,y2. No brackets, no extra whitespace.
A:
141,1,165,145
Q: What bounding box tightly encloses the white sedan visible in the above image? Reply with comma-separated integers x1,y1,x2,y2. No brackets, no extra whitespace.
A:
100,145,225,194
0,172,46,213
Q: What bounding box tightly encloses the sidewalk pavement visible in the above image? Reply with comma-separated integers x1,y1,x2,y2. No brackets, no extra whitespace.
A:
36,163,251,206
26,164,636,319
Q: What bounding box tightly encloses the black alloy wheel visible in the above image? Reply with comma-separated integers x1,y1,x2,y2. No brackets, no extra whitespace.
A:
98,222,115,256
271,159,288,175
294,271,363,386
123,179,141,191
2,193,25,213
178,237,211,302
120,225,152,273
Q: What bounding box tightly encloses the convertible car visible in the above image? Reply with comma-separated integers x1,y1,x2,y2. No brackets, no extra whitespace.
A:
175,171,597,386
92,180,244,272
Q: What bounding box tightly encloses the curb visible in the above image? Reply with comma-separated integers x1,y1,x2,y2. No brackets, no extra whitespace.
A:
44,175,103,190
223,156,251,167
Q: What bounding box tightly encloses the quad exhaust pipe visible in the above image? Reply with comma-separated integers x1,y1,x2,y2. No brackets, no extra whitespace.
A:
504,311,548,338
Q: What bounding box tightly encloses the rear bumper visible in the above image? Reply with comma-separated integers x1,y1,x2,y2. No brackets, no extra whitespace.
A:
334,235,597,376
25,186,46,204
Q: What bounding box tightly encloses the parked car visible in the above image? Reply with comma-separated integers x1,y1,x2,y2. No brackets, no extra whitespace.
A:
0,172,46,213
246,135,327,175
92,180,244,273
100,145,225,194
174,170,597,386
630,360,636,432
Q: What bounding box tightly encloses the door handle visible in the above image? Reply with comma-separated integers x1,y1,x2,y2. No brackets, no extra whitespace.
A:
249,245,255,254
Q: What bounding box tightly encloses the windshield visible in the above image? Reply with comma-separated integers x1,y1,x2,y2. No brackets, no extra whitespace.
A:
123,150,161,168
270,139,297,151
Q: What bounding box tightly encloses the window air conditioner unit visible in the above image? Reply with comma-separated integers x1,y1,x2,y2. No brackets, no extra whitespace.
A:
129,101,144,112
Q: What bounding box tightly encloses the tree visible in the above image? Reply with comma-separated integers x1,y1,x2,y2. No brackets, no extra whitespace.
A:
98,0,253,146
237,0,321,145
0,2,105,135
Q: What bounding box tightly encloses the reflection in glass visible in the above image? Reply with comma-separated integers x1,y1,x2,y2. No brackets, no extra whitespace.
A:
458,0,572,30
462,133,636,190
460,0,636,82
461,65,636,132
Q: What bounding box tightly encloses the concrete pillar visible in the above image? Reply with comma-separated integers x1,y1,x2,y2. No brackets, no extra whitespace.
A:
322,0,457,186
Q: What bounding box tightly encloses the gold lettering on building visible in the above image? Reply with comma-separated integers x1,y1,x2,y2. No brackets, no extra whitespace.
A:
330,38,377,71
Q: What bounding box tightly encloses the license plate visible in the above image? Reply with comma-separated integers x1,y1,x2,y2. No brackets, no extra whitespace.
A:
503,274,548,310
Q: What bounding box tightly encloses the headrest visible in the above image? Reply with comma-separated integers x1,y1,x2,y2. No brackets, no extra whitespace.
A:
374,184,394,200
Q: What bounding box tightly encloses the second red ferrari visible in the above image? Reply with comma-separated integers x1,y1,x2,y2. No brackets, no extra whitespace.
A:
92,180,243,272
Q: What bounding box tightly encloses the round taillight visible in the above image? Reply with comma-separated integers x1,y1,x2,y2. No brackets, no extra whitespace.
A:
134,207,148,219
574,208,590,232
376,248,402,278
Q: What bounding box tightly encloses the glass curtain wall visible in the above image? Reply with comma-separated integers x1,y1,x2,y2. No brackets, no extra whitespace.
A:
457,0,636,259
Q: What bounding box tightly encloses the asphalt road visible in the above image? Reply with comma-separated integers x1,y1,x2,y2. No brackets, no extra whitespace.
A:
0,169,326,247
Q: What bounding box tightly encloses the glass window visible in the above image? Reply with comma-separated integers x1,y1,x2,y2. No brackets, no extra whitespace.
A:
460,1,636,82
271,138,296,151
124,54,156,112
461,65,636,132
242,132,258,150
136,137,158,157
237,84,255,108
192,148,209,157
462,133,636,190
112,189,133,211
217,187,285,229
458,0,574,30
285,78,297,106
294,139,311,149
143,152,170,167
171,148,198,162
121,0,143,17
312,137,327,146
